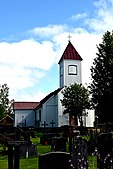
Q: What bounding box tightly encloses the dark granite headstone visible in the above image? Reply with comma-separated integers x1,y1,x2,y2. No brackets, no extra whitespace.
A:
51,137,66,151
71,136,88,169
39,152,71,169
97,133,113,168
98,132,112,157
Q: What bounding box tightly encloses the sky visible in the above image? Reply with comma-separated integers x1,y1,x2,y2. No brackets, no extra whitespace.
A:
0,0,113,102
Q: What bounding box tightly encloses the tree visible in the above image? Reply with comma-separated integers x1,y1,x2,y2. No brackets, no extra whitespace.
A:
90,31,113,124
0,83,13,118
0,104,5,119
61,83,91,126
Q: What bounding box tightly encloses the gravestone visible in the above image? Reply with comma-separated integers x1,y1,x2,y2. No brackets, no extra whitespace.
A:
97,132,113,168
51,137,66,151
20,143,38,158
38,152,71,169
40,133,56,145
71,136,88,169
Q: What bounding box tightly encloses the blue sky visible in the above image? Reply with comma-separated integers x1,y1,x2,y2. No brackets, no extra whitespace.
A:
0,0,93,37
0,0,113,101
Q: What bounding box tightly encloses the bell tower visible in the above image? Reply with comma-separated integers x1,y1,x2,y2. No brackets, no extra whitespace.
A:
58,40,82,87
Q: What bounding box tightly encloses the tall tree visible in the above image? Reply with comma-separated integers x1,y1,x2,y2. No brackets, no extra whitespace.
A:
90,31,113,123
61,83,91,126
0,104,5,119
0,83,13,117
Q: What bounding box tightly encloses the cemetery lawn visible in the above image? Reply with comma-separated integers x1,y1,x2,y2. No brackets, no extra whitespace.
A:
88,156,97,169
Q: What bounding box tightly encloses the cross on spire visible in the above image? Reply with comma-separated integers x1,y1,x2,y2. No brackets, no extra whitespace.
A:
68,34,72,42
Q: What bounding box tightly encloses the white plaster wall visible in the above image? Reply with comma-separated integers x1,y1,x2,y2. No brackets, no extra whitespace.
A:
59,61,64,88
41,95,58,127
58,90,69,127
64,60,82,86
85,109,95,127
15,110,35,127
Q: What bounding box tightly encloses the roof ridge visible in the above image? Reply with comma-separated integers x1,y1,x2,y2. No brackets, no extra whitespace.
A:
35,87,63,109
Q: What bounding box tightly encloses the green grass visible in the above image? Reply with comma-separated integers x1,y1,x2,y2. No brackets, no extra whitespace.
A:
31,137,40,145
0,156,8,169
0,156,38,169
20,157,38,169
38,145,51,154
88,156,97,169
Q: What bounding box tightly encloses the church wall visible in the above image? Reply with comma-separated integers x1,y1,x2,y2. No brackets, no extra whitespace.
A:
77,109,95,127
40,95,58,127
14,110,35,127
35,107,42,127
59,61,64,87
57,90,69,127
85,109,95,127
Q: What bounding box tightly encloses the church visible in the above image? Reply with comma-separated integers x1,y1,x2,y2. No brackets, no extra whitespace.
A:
13,40,95,128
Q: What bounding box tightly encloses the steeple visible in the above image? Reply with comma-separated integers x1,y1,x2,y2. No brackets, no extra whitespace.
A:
58,41,82,87
58,41,82,64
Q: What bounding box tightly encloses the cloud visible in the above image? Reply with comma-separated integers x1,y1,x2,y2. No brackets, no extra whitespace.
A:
85,0,113,33
28,24,68,38
11,89,48,102
0,39,56,98
0,40,56,70
0,64,45,90
71,13,87,21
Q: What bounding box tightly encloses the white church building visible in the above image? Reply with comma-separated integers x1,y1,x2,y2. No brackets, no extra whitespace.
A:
13,41,95,128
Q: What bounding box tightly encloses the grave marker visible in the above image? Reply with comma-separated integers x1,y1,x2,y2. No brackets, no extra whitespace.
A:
71,136,88,169
50,120,55,127
97,132,113,168
39,152,71,169
42,121,48,129
51,137,66,151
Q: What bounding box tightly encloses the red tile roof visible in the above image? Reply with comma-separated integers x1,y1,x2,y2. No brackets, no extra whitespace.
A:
13,102,39,110
58,41,82,64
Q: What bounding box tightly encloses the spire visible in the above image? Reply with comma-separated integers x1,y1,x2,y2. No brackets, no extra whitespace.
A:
58,41,83,64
